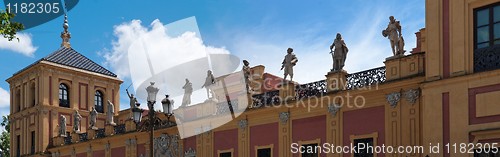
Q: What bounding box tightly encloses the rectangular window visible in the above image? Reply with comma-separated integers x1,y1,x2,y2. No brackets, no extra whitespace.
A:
219,152,231,157
474,148,500,157
354,138,374,157
257,148,271,157
16,135,20,157
31,131,35,155
300,143,319,157
474,2,500,73
474,3,500,49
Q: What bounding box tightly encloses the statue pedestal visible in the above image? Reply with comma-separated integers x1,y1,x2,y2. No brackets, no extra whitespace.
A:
384,52,425,81
71,132,81,143
87,128,98,140
53,136,65,146
105,124,115,136
125,119,136,132
279,81,296,101
325,70,348,92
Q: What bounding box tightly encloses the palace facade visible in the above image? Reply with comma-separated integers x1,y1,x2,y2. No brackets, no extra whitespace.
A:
7,0,500,157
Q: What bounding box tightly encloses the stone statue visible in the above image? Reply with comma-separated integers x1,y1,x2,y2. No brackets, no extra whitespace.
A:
201,70,216,99
126,88,139,119
126,89,138,109
181,78,193,107
242,60,253,92
329,33,349,71
382,16,405,56
59,115,67,137
107,100,116,126
281,48,298,81
73,110,82,133
89,107,98,130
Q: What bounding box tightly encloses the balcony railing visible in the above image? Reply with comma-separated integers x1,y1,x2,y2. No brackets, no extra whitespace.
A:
79,133,88,142
295,80,327,100
252,90,280,108
474,44,500,73
346,66,386,90
64,135,72,145
96,129,106,139
114,124,126,134
215,100,239,115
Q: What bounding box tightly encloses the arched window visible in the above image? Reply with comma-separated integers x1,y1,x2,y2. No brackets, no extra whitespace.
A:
59,84,70,108
95,91,104,113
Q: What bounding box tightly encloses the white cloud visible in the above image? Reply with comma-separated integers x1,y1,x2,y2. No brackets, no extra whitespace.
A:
0,87,9,108
0,33,38,57
101,17,237,109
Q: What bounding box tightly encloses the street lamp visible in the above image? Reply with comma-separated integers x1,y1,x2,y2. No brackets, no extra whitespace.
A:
161,95,174,125
146,82,159,157
130,82,175,157
131,107,143,123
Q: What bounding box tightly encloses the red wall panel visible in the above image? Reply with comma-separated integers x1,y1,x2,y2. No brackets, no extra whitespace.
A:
250,122,279,157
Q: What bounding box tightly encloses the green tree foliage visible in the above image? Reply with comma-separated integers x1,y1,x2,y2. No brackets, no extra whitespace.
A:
0,115,10,157
1,9,24,41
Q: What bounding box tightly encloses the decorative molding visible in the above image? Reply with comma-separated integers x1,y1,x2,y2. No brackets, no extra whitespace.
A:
404,88,420,105
238,119,248,130
279,112,290,124
105,143,110,151
327,104,341,117
131,139,137,145
126,139,131,146
154,134,181,157
386,92,401,108
185,147,196,157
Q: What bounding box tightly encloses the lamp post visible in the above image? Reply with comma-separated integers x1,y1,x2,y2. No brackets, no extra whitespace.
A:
145,82,159,157
131,82,175,157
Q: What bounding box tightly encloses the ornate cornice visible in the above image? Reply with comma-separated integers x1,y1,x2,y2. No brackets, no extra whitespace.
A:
238,119,248,130
327,104,341,117
404,88,420,105
386,92,401,108
279,112,289,124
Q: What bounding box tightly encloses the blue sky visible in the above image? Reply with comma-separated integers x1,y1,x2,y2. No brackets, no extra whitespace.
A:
0,0,425,118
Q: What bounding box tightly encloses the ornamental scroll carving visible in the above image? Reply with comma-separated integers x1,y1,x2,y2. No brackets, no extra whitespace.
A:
386,92,401,108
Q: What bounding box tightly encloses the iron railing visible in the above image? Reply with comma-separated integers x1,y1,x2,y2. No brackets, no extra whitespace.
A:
346,66,386,90
114,124,126,134
96,129,106,139
474,44,500,73
215,100,239,115
79,133,88,142
252,90,280,108
295,80,327,100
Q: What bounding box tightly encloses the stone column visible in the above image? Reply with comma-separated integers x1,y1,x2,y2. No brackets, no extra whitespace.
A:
326,104,342,157
238,119,249,157
279,82,296,101
278,112,291,157
325,70,348,92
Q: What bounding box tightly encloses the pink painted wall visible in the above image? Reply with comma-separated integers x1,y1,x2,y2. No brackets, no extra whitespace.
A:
250,122,279,157
76,153,86,157
92,150,105,157
343,106,385,157
214,128,238,157
184,136,197,152
292,115,327,157
111,146,125,157
137,144,146,157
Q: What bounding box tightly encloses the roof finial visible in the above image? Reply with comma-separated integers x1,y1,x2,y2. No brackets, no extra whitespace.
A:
61,14,71,48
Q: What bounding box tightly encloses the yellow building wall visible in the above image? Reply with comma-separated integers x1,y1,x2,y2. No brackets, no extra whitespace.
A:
7,61,122,157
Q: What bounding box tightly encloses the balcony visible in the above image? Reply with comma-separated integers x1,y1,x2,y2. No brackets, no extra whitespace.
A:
474,44,500,73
